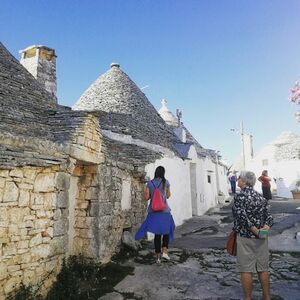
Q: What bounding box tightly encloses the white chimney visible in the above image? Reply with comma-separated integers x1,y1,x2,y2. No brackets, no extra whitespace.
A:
20,45,57,102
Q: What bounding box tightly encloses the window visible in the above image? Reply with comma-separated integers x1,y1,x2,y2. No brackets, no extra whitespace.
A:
207,175,211,184
262,159,268,166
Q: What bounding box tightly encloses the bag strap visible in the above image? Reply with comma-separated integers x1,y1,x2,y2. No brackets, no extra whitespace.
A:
151,179,161,189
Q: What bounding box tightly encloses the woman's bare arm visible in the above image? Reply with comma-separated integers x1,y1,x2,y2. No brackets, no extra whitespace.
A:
145,187,150,201
166,187,171,199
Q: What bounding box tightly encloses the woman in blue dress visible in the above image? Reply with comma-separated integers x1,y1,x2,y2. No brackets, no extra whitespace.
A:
135,166,175,263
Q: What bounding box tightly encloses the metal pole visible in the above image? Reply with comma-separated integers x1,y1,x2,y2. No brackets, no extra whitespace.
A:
240,121,246,169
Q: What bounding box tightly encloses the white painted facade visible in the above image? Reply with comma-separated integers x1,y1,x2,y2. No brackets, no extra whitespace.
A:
145,145,229,226
145,155,193,226
235,131,300,198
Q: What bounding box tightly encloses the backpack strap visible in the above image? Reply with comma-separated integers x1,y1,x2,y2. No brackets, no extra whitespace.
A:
151,179,161,189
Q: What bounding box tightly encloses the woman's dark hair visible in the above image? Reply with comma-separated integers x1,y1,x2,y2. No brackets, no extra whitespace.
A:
154,166,166,189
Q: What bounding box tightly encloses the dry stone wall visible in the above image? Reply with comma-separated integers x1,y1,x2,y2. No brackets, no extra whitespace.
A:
94,161,147,262
71,161,147,263
0,165,71,298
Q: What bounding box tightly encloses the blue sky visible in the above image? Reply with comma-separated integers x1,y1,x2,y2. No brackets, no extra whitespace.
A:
1,0,300,163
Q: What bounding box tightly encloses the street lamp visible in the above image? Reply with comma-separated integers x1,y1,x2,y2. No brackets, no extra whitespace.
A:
230,121,246,170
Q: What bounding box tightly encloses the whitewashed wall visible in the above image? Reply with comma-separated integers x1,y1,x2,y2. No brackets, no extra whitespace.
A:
217,163,230,197
195,157,218,214
246,142,300,197
145,148,230,226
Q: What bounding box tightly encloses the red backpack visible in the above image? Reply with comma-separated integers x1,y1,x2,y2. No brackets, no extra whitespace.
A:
150,180,166,212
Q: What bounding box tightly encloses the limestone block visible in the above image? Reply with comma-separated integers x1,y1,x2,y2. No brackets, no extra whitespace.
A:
76,201,89,209
45,211,54,218
89,202,99,217
9,207,30,223
0,188,3,202
33,193,44,205
51,165,60,172
75,217,88,229
0,262,7,281
3,182,19,202
8,265,21,272
19,189,30,206
36,210,46,218
17,240,29,249
0,170,9,177
23,168,38,180
43,227,53,238
9,169,23,178
11,235,21,242
44,192,56,209
0,237,9,244
82,239,97,258
76,136,85,145
23,270,35,286
55,172,70,191
53,209,62,220
34,173,55,192
72,237,84,254
17,182,33,190
66,158,77,174
22,177,35,185
8,223,19,235
31,244,50,259
0,207,8,227
77,228,94,239
19,228,28,239
53,219,68,236
17,248,28,254
100,202,113,215
3,243,17,256
0,227,7,237
0,178,5,189
57,191,68,208
34,218,48,230
4,276,22,295
24,220,34,229
86,187,98,200
19,253,32,264
24,211,36,221
29,234,43,247
50,236,68,255
75,209,87,217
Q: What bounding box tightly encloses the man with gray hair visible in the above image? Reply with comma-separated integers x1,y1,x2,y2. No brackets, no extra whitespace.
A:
232,171,273,300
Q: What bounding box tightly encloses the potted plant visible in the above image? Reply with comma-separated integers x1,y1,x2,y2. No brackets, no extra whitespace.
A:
291,179,300,199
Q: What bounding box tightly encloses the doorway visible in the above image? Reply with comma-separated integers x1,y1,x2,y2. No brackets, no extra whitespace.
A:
190,163,197,216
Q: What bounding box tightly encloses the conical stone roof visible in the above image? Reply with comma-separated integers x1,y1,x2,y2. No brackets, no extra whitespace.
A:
73,63,184,152
73,63,166,126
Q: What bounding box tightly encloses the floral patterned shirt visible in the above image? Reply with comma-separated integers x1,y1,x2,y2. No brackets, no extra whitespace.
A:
232,186,273,238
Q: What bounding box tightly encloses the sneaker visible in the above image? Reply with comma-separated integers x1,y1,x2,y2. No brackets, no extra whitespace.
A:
156,258,161,264
162,252,170,261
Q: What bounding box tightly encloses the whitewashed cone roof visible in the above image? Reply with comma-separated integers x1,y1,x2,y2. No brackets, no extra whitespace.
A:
158,99,178,127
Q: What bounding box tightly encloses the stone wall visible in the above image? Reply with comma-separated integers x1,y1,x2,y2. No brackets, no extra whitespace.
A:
0,157,148,297
95,161,147,262
71,161,147,263
0,165,69,298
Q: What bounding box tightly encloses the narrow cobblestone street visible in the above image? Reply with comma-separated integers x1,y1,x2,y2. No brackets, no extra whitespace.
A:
100,198,300,300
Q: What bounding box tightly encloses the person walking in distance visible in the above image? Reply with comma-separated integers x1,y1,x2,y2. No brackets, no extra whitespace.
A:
135,166,175,263
232,171,273,300
229,171,238,194
258,170,272,200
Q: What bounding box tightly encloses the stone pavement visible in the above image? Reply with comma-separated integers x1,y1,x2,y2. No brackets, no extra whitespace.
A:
100,198,300,300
